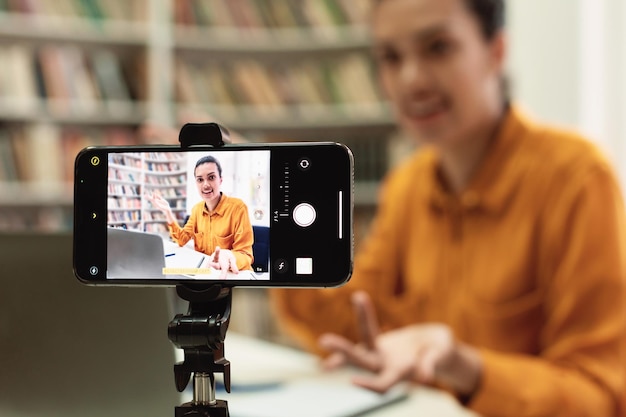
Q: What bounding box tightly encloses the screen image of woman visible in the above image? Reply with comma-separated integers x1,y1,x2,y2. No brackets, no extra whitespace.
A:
147,155,254,279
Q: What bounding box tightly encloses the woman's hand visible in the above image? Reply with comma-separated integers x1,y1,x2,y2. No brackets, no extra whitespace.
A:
318,291,482,397
208,246,239,278
145,192,176,224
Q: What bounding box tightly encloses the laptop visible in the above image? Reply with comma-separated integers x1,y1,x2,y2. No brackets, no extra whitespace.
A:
0,232,178,417
107,227,167,279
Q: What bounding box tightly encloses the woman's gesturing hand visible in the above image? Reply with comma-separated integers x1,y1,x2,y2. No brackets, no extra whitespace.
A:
318,291,482,397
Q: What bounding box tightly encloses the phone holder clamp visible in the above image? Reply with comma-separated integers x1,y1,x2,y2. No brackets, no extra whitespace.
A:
178,122,230,149
169,122,232,416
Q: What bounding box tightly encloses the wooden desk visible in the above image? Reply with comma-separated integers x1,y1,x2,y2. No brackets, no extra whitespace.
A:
162,240,266,280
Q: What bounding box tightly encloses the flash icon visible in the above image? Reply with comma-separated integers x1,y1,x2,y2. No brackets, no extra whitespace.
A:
274,259,288,273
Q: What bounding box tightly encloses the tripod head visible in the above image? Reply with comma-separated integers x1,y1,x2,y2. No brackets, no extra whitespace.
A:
168,284,233,416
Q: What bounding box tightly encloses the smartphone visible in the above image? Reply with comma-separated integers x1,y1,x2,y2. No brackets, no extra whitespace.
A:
73,142,354,287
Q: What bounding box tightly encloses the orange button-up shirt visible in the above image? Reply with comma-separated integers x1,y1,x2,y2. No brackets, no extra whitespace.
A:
168,194,253,271
270,105,626,417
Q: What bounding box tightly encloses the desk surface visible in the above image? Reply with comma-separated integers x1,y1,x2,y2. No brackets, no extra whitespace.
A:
163,240,267,280
198,333,479,417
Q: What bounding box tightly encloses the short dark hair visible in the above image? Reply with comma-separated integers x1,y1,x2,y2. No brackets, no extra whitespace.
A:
195,155,222,177
462,0,505,40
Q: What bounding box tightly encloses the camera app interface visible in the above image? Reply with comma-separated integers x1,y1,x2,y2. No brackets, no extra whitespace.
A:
106,150,270,280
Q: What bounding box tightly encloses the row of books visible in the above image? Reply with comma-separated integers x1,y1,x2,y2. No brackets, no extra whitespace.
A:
0,43,384,122
148,187,187,199
174,53,382,110
144,222,169,234
108,196,141,209
108,183,140,197
108,168,140,183
0,44,140,114
0,131,388,192
0,0,147,22
108,210,140,224
2,0,372,32
144,174,186,186
0,124,136,183
0,206,71,231
109,153,141,168
173,0,374,30
144,152,186,161
107,152,188,232
144,161,185,173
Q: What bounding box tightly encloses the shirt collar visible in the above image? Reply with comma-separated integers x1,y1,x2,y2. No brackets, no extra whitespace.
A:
202,193,228,216
425,104,532,214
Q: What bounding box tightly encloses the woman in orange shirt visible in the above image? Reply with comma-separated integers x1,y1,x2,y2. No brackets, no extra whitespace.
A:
270,0,626,416
148,155,253,277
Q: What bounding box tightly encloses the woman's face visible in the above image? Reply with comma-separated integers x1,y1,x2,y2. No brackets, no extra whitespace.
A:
372,0,505,149
195,162,222,207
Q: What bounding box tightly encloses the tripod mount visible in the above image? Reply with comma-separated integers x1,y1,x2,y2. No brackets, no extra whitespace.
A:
168,284,232,417
168,123,233,416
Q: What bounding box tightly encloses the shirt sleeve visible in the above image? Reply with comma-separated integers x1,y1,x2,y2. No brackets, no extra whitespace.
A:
168,205,196,247
229,202,254,271
468,163,626,417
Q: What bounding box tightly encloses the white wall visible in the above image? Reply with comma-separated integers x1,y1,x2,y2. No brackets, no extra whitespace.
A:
506,0,626,189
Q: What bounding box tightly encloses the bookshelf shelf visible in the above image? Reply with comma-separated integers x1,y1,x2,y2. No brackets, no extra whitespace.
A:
0,183,72,206
174,25,371,55
0,12,148,45
0,101,147,125
176,102,394,132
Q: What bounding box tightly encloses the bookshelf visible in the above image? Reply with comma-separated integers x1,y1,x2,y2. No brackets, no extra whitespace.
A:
107,152,143,230
0,0,150,230
142,152,187,234
0,0,398,242
107,151,187,234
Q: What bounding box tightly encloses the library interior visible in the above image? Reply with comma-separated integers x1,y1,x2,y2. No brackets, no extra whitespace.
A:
1,1,625,417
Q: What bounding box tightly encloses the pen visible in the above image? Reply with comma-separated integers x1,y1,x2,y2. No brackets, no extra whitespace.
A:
165,253,175,257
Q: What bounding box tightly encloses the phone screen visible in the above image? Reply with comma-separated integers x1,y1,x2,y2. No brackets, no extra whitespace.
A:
74,143,353,287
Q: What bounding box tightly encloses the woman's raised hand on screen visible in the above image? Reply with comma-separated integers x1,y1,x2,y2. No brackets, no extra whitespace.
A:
145,192,177,224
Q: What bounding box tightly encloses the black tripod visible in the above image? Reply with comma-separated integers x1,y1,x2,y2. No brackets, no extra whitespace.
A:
168,284,233,416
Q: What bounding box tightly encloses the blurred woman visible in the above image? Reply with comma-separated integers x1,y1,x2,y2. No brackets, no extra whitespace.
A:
270,0,626,415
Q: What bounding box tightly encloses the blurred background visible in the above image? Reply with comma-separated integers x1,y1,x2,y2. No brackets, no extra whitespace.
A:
1,0,624,234
0,0,624,415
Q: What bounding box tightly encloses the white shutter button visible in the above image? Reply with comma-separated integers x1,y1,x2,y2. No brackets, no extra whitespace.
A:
293,203,316,227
